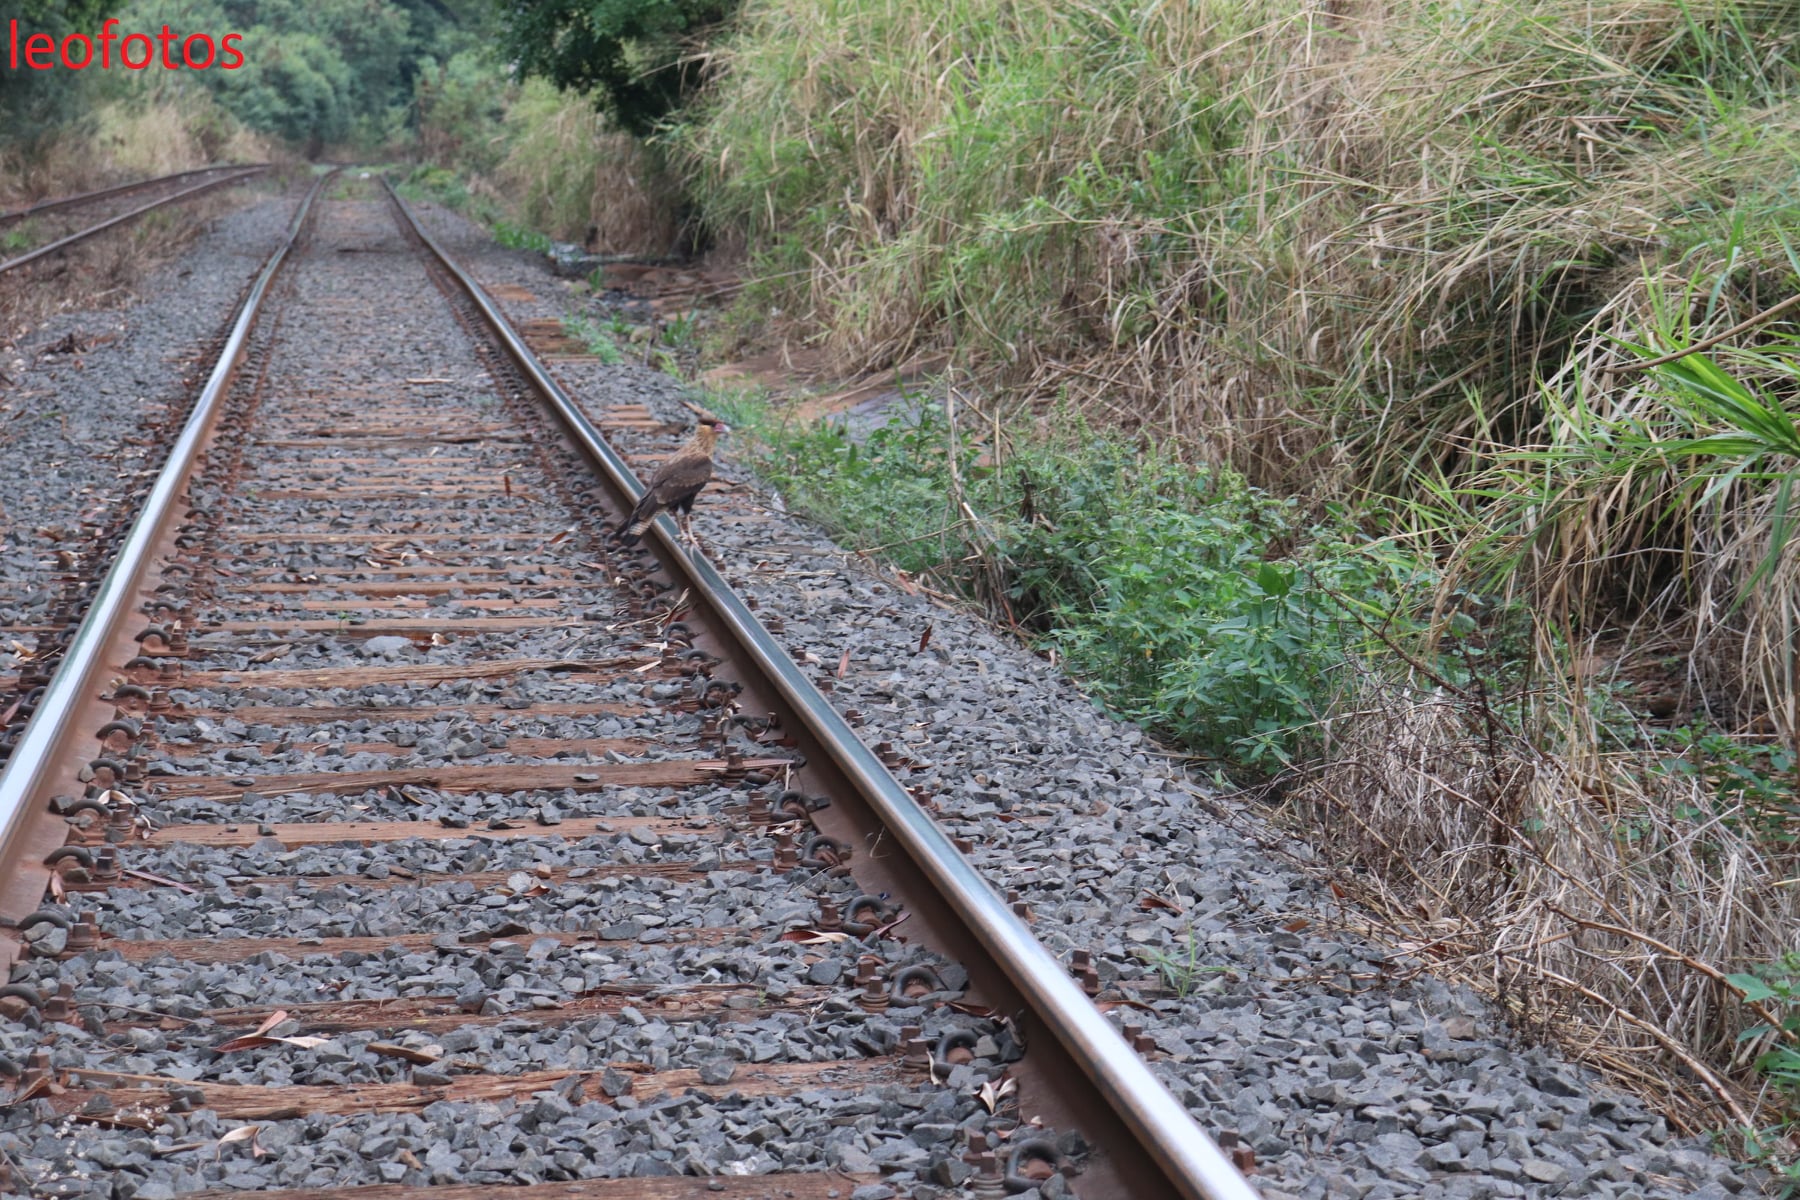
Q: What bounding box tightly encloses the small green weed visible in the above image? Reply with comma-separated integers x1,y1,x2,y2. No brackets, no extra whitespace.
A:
1136,935,1229,999
493,220,553,253
562,314,625,365
1726,956,1800,1187
1655,729,1799,846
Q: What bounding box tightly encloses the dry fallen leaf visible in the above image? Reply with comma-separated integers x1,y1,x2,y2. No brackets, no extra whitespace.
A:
2,1073,55,1107
777,929,853,944
212,1009,331,1054
368,1042,441,1065
917,624,933,653
975,1076,1017,1114
215,1125,262,1159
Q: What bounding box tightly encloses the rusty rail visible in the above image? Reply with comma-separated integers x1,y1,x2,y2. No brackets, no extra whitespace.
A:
0,163,266,226
0,165,268,276
0,171,332,940
382,177,1263,1200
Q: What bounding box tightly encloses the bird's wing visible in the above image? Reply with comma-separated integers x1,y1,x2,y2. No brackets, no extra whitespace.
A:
649,454,714,505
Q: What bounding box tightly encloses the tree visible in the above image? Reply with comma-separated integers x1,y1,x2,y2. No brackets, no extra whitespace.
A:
492,0,736,135
0,1,128,142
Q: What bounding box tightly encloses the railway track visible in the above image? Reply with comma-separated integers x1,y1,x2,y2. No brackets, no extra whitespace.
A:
0,172,1257,1199
0,165,268,277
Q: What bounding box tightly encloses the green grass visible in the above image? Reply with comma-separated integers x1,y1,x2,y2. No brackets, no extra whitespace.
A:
398,163,556,256
563,313,626,364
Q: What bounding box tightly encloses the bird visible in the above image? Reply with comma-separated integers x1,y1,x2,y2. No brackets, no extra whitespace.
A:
618,418,727,550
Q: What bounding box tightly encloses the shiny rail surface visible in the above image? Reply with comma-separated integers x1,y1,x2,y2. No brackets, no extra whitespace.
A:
0,164,266,226
0,171,333,927
0,172,1260,1200
0,165,267,276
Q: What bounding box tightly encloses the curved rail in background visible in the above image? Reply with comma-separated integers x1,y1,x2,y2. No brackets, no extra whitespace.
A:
0,163,267,227
0,165,268,276
0,171,334,932
381,176,1263,1200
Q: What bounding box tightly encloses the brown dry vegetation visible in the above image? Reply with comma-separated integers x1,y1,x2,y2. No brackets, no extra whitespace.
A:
1,97,279,354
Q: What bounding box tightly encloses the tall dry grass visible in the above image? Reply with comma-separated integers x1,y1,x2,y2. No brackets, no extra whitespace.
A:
494,81,683,254
682,0,1797,481
1290,645,1800,1133
1,90,272,210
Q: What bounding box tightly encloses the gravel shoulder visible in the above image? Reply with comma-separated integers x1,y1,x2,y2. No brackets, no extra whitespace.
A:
405,195,1759,1200
1,175,307,676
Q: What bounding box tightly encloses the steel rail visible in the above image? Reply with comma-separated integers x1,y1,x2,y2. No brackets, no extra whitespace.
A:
382,177,1263,1200
0,166,267,276
0,163,267,227
0,172,332,921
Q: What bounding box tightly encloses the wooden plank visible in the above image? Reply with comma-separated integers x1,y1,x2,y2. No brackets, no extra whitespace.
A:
181,1172,873,1200
256,488,544,502
148,757,788,801
245,565,581,579
219,736,651,759
220,532,572,544
65,1059,897,1119
252,437,530,448
238,578,577,594
150,858,745,893
281,597,575,612
95,926,742,964
170,700,648,724
144,981,828,1036
143,813,732,849
180,657,641,689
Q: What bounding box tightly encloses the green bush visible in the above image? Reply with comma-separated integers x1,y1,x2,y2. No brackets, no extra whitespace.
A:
725,398,1432,767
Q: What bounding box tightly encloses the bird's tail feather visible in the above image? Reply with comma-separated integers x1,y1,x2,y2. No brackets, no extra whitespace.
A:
615,496,661,546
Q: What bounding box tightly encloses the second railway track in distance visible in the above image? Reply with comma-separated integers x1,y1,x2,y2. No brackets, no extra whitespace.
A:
0,173,1255,1199
0,165,267,277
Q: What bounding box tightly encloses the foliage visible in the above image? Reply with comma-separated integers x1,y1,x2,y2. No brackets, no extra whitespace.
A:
723,398,1431,767
492,0,737,135
72,0,495,152
398,163,491,217
1727,956,1800,1184
0,0,125,144
414,48,512,174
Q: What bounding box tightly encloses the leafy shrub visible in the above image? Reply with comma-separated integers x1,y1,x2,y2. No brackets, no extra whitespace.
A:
727,398,1431,766
496,0,737,135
